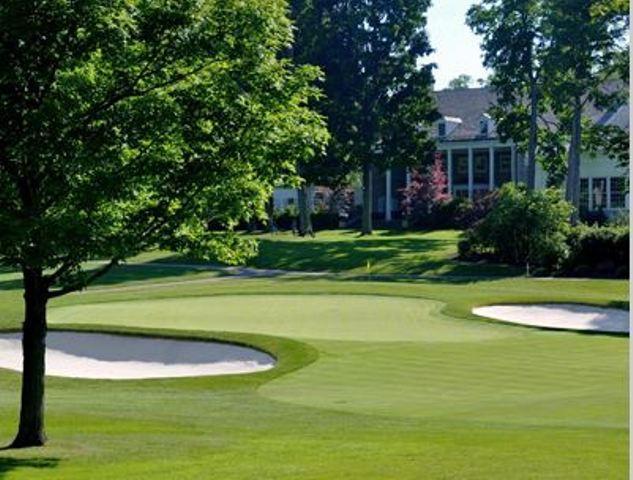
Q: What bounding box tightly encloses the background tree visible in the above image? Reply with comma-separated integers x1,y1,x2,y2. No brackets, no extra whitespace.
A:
400,158,450,225
467,0,547,191
295,154,347,236
293,0,438,235
543,0,628,223
0,0,327,447
447,74,475,89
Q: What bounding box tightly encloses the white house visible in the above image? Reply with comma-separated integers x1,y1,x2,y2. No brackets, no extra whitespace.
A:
375,86,629,220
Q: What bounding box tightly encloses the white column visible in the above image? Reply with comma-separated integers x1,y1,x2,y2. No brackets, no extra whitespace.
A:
588,178,593,211
385,169,392,221
447,149,453,195
606,176,611,210
488,147,494,191
468,148,474,199
405,167,411,185
510,145,516,183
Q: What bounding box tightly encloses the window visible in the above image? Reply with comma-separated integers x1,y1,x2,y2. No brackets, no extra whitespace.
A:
610,177,626,208
592,178,607,209
580,178,589,212
286,198,295,206
452,150,468,185
479,119,488,136
494,148,512,186
438,122,446,137
473,149,489,185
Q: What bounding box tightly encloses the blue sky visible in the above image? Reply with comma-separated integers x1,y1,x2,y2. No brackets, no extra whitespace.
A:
426,0,490,89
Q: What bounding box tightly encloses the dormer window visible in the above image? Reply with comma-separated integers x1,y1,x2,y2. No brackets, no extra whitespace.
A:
438,122,446,137
479,113,492,137
480,118,489,136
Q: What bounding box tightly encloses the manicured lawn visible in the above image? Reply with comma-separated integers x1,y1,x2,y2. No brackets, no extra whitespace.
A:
0,231,628,479
243,229,523,276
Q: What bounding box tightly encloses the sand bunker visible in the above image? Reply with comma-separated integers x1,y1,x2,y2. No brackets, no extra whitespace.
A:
473,304,629,333
0,331,275,379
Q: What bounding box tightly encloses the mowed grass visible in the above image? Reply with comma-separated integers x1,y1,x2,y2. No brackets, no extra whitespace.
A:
0,231,628,479
242,229,522,276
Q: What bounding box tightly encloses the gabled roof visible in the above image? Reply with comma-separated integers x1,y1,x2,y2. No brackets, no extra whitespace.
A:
434,88,498,141
433,83,629,141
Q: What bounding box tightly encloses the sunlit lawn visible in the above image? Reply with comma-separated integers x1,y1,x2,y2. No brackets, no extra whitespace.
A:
0,230,627,479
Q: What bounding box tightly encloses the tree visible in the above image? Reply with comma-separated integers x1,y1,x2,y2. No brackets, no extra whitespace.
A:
447,74,475,89
467,0,548,191
292,0,438,235
295,153,347,237
400,158,450,223
544,0,628,223
0,0,327,447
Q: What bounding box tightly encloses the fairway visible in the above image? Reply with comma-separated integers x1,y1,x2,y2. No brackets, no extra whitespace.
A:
0,275,628,479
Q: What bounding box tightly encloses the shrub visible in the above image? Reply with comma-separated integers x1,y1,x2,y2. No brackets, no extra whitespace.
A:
312,210,339,230
273,205,299,230
564,224,629,277
452,190,499,229
462,183,573,270
402,190,499,231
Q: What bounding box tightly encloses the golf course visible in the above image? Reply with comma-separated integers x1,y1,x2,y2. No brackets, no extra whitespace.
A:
0,230,628,479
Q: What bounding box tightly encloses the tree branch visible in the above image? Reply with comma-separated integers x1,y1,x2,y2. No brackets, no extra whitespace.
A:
47,258,119,299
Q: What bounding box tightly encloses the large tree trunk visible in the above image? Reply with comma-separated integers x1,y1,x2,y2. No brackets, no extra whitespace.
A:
526,77,539,190
11,268,48,448
297,184,314,237
265,195,275,233
361,163,373,235
565,95,582,225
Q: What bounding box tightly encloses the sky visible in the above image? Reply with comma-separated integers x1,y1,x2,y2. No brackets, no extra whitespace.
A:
426,0,490,89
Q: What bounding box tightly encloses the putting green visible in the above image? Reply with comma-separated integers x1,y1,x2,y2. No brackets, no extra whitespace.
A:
49,294,513,342
48,294,626,425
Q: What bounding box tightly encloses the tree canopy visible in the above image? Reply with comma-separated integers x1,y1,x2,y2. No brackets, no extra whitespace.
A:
292,0,438,234
467,0,548,190
447,74,475,89
544,0,628,221
468,0,628,211
0,0,327,289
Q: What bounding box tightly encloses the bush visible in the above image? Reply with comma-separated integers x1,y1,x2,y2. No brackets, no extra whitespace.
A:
312,210,339,230
564,224,629,277
452,191,499,229
273,205,299,230
404,191,498,230
462,183,573,270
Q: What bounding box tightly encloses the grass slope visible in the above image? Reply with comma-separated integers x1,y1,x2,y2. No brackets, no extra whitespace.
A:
243,229,522,276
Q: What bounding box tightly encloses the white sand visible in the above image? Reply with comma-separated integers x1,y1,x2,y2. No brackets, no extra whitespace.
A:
0,332,275,379
472,304,629,333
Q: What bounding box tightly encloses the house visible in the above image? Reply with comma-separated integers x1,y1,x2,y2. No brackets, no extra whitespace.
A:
373,86,629,221
272,185,333,211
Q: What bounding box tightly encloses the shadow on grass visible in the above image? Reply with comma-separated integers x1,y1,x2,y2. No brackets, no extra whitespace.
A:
607,299,630,310
250,236,523,279
0,262,227,292
252,237,450,272
0,457,60,478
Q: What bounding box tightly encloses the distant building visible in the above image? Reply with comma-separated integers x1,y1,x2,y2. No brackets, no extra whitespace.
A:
272,185,333,211
274,86,628,221
375,86,628,220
